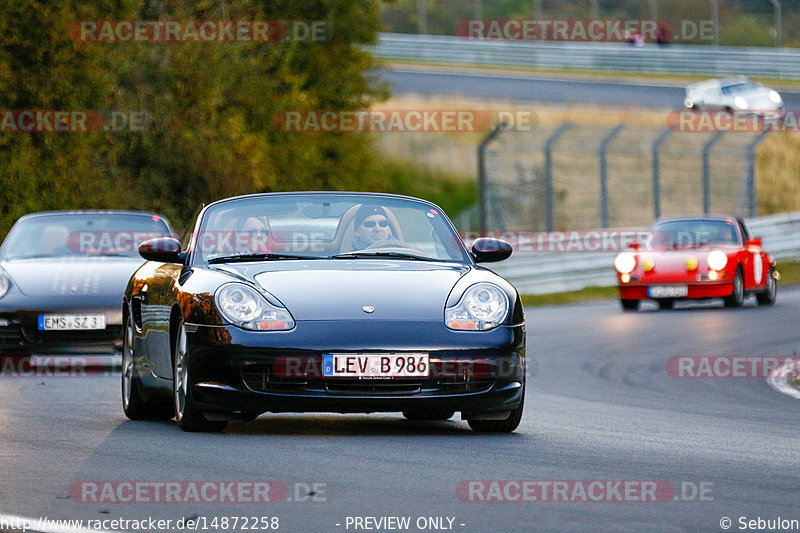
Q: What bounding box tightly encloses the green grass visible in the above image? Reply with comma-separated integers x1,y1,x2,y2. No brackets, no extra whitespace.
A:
774,260,800,286
520,285,618,307
520,260,800,307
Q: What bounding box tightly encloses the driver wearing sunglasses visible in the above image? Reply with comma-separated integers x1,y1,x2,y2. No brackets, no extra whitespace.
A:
352,205,395,249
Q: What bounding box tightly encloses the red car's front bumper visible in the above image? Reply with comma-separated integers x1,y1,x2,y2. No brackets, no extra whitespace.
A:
617,282,733,300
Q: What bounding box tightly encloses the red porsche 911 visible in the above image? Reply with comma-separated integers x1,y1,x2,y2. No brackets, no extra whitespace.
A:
614,215,778,311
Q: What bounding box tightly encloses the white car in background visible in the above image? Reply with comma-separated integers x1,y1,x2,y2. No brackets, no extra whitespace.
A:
684,76,784,118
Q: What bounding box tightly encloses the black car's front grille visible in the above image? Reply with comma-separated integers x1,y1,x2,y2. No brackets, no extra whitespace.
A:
20,326,122,346
437,379,494,394
324,379,424,395
241,368,310,394
241,363,494,396
0,326,24,347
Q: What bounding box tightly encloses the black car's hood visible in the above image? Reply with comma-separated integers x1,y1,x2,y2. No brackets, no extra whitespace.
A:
215,260,469,321
1,256,145,298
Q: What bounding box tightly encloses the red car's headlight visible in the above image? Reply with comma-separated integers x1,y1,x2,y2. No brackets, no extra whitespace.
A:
614,252,636,274
707,250,728,271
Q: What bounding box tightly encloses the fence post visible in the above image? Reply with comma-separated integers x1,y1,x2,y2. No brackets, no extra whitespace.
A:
702,131,725,214
544,123,573,231
599,125,625,228
651,128,672,220
645,0,657,20
416,0,427,34
745,131,770,217
708,0,720,46
477,123,505,231
769,0,782,48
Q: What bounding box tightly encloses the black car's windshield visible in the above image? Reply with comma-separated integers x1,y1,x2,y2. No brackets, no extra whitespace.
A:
193,194,469,264
0,213,172,260
652,219,740,248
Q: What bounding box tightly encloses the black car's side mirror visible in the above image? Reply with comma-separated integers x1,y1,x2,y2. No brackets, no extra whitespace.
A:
471,238,512,263
139,237,184,263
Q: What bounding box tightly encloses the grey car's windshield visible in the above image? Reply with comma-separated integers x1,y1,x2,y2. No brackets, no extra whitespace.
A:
0,213,172,260
720,82,759,95
193,195,469,264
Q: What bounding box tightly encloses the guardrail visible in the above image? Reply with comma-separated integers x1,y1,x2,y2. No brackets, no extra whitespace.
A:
486,211,800,295
374,33,800,80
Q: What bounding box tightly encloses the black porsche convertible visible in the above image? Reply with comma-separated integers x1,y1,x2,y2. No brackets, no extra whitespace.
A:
122,192,526,432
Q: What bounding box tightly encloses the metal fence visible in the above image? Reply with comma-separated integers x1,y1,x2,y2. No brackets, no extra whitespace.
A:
459,121,770,232
374,33,800,80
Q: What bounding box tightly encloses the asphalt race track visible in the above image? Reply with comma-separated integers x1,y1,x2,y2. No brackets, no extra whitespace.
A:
2,290,799,533
379,68,800,110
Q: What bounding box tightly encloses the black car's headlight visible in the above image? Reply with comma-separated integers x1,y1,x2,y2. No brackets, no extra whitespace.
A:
215,283,294,331
445,282,509,331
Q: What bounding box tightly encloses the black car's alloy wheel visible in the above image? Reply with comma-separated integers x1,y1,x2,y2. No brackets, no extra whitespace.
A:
173,319,227,432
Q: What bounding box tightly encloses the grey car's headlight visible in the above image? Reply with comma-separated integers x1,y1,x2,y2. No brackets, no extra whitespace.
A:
0,268,10,298
734,96,748,110
215,283,294,331
445,283,509,331
769,90,782,104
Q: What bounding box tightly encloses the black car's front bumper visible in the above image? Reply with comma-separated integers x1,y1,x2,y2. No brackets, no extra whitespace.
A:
185,320,526,416
0,308,123,354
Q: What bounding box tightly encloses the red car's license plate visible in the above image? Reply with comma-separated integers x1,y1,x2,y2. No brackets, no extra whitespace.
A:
648,285,688,298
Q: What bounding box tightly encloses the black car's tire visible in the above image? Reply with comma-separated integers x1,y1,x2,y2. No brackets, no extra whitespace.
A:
402,410,455,421
657,299,674,310
723,267,745,308
620,299,639,311
173,319,227,433
756,267,777,305
467,389,524,433
122,314,172,421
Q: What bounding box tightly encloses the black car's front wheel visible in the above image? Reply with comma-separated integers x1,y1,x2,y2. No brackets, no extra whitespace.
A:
122,314,172,420
467,388,524,433
173,319,227,432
